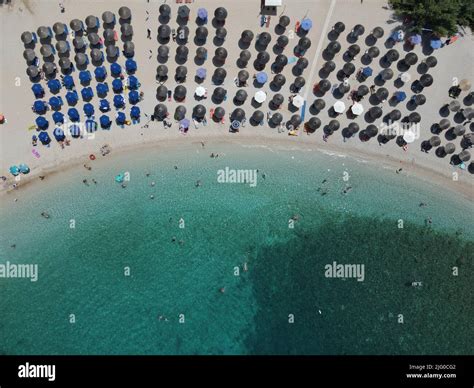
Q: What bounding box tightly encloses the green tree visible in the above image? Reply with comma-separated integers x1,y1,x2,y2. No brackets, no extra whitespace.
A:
389,0,473,36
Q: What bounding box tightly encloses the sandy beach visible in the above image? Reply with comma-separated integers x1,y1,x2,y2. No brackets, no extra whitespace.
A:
0,0,473,198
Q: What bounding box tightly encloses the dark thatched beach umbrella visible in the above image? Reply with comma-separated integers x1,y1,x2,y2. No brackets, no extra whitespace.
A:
372,26,384,38
272,94,284,107
252,110,264,123
429,136,441,147
176,45,189,58
157,65,168,78
85,15,98,30
366,124,378,137
409,112,421,123
420,74,434,87
445,142,456,154
369,106,383,119
59,57,71,70
272,74,286,87
257,51,270,64
367,46,380,58
154,104,168,120
323,61,336,73
289,114,302,128
238,70,249,83
73,37,86,50
277,35,289,47
279,15,290,28
174,85,187,100
196,26,208,39
306,117,322,131
88,33,100,46
328,119,340,131
70,19,83,33
174,106,187,121
27,65,39,78
376,87,389,101
271,113,283,125
106,45,119,58
338,82,350,94
176,65,188,80
333,22,345,34
405,52,418,66
53,22,67,36
275,54,288,67
319,79,331,92
312,99,326,110
296,57,309,69
43,61,56,75
23,49,36,62
463,107,474,120
74,52,87,66
240,50,251,62
193,104,206,119
123,41,135,57
90,48,103,63
214,107,226,119
37,26,50,39
213,67,227,81
118,6,132,20
102,11,115,25
294,76,306,89
342,62,355,76
348,44,360,58
21,31,34,44
413,94,426,106
121,23,133,37
103,29,115,44
232,108,245,121
453,125,466,136
389,109,402,121
449,100,461,112
352,24,365,37
214,7,228,21
241,30,254,43
158,45,169,58
459,150,471,162
215,47,228,59
425,56,438,68
327,41,341,54
298,37,311,50
216,27,227,39
258,32,271,46
439,119,451,130
235,89,248,102
357,84,369,96
385,49,399,62
159,4,171,16
156,85,168,100
196,47,207,59
348,122,360,134
380,68,394,81
158,25,171,39
213,87,227,101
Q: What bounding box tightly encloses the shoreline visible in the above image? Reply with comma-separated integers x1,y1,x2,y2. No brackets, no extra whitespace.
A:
2,133,473,201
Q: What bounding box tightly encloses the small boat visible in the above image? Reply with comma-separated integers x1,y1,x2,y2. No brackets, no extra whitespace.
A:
41,212,50,219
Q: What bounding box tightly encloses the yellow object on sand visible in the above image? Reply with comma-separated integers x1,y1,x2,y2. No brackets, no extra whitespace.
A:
288,130,298,136
28,125,36,131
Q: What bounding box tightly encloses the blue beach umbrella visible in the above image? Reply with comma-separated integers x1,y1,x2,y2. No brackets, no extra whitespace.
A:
196,68,207,79
35,116,49,130
33,100,47,114
68,108,80,122
430,39,442,49
49,96,62,110
100,99,110,112
83,103,95,117
94,66,107,81
113,95,125,108
256,72,268,84
130,106,140,120
81,87,94,101
100,115,111,128
409,34,422,45
52,111,64,124
63,75,75,89
180,118,190,128
125,58,137,73
9,166,20,176
47,79,62,94
362,66,373,77
116,112,126,125
300,18,313,31
79,70,92,84
111,63,122,77
391,30,404,42
112,79,123,93
395,91,407,102
197,8,208,20
85,119,98,132
38,131,51,145
32,84,44,98
18,164,30,174
69,123,81,138
128,90,139,104
128,75,139,90
66,91,79,105
97,83,109,97
53,127,65,141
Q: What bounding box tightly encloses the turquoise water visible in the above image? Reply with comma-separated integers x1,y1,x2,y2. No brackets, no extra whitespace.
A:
0,141,473,355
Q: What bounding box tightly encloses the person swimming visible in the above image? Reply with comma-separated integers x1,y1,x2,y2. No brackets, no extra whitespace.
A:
195,180,202,187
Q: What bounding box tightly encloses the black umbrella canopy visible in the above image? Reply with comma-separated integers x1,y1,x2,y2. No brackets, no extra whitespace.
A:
103,29,115,43
328,120,340,131
216,27,227,39
196,26,208,39
279,15,290,27
196,47,207,58
273,74,286,86
252,110,264,122
178,5,190,18
85,15,98,29
348,44,360,57
357,84,369,96
296,57,309,69
121,23,133,37
102,11,115,24
40,44,53,57
240,50,251,62
193,104,206,118
290,114,302,127
257,51,270,64
235,89,248,102
27,65,39,78
258,32,272,46
271,112,283,124
124,41,135,56
174,85,187,99
425,56,438,68
154,104,168,119
214,107,226,119
73,37,86,49
159,4,171,16
334,22,345,33
386,49,399,62
307,117,322,131
338,82,350,93
37,26,50,39
158,45,169,57
342,62,355,76
23,49,36,62
313,98,326,110
88,32,100,45
376,87,389,101
298,37,311,50
323,61,336,72
319,79,331,92
106,45,119,58
213,87,227,99
405,52,418,65
213,68,227,80
389,109,402,121
352,24,365,36
90,48,103,62
409,112,421,123
275,54,288,67
429,136,441,147
372,26,384,38
176,45,189,58
414,94,426,105
453,125,466,136
380,68,394,81
238,70,249,82
215,47,228,59
277,36,289,48
174,105,187,120
158,25,171,38
327,41,341,54
53,22,66,35
294,77,306,88
214,7,228,21
348,122,360,133
157,65,168,77
272,94,284,106
232,108,246,121
367,46,380,58
241,30,254,43
59,57,71,69
420,74,434,87
366,124,378,137
459,150,471,161
369,107,383,119
70,19,83,32
176,65,188,78
21,31,33,44
118,6,132,20
156,85,168,99
43,62,56,74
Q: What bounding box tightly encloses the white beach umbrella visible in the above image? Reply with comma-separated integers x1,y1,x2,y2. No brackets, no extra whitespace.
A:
254,90,267,103
333,100,346,113
195,86,206,97
292,95,305,108
403,130,416,143
400,72,411,83
351,103,364,115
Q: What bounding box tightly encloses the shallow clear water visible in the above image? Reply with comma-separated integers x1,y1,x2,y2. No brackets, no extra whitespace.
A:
0,142,473,355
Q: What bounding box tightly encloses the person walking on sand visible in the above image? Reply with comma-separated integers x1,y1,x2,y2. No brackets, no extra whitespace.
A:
147,28,151,39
